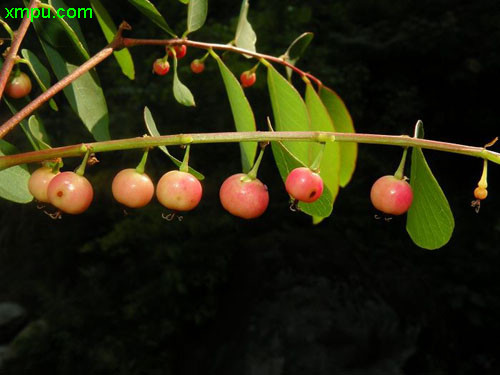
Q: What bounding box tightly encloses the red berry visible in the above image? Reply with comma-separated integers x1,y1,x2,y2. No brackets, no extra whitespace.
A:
5,71,32,99
167,45,187,59
112,168,155,208
219,173,269,219
153,59,170,75
156,170,202,211
190,59,205,74
370,175,413,215
28,166,59,203
47,171,93,214
240,71,256,88
285,167,324,203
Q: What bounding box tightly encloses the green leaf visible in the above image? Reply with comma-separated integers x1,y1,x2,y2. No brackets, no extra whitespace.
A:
179,0,189,3
267,63,311,165
20,49,58,111
211,51,257,173
406,147,455,250
305,83,340,208
271,141,333,218
234,0,257,56
128,0,177,37
28,116,52,150
283,32,314,79
143,107,204,180
90,0,135,80
29,2,110,141
172,56,195,107
185,0,207,35
319,86,357,187
0,140,33,203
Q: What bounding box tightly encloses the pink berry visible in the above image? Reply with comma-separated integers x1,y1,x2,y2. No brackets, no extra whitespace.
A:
5,71,32,99
153,59,170,75
167,45,187,59
47,171,93,214
190,59,205,74
28,166,59,203
240,71,256,88
156,170,202,211
370,175,413,215
285,167,324,203
219,173,269,219
112,168,155,208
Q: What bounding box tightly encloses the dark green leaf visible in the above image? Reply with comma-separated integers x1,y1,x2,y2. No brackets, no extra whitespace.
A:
29,2,110,141
234,0,257,56
90,0,135,80
0,140,33,203
284,32,313,79
128,0,177,37
319,86,357,187
20,49,58,110
186,0,207,35
211,51,257,173
305,83,340,210
143,107,204,180
172,56,195,106
406,147,455,250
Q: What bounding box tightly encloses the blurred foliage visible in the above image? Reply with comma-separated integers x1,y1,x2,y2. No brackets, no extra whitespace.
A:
1,0,500,374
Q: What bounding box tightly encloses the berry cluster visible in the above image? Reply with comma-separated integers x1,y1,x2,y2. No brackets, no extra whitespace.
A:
27,165,327,219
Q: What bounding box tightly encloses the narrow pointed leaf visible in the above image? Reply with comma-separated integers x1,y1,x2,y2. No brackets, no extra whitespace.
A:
211,51,257,173
305,83,340,208
319,86,357,187
172,57,195,106
0,140,33,203
267,63,311,165
29,2,110,141
234,0,257,56
186,0,207,35
406,147,454,250
271,141,333,218
28,116,52,150
128,0,177,37
284,32,314,79
143,107,204,180
20,49,58,110
90,0,135,80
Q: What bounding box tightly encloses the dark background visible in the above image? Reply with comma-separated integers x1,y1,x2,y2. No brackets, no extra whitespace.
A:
1,0,500,374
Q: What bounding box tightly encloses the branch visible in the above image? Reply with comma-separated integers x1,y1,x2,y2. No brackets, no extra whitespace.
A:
0,0,39,100
121,37,323,87
1,131,499,171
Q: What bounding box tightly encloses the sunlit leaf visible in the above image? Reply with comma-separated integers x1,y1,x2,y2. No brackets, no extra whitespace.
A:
128,0,177,37
178,0,189,3
143,107,204,180
28,1,110,141
267,63,311,165
90,0,135,80
234,0,257,56
0,140,33,203
211,51,257,173
172,56,195,107
186,0,207,35
20,49,58,110
319,86,357,187
406,147,455,250
305,83,340,208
